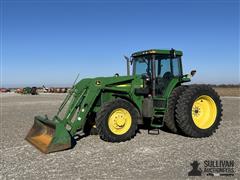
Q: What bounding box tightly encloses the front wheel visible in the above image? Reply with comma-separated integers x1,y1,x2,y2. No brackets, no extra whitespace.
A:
96,99,139,142
176,85,223,137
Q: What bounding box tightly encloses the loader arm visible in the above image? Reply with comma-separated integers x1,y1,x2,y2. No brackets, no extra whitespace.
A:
25,79,102,153
56,78,102,135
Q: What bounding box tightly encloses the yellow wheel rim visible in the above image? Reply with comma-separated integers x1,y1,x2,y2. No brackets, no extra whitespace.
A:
108,108,132,135
192,95,217,129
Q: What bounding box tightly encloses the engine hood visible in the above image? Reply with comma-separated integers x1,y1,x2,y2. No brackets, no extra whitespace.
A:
74,75,139,91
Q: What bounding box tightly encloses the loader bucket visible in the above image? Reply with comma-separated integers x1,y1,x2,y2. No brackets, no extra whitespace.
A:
25,116,74,153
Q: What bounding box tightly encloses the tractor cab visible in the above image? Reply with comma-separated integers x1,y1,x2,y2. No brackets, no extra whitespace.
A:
131,49,183,97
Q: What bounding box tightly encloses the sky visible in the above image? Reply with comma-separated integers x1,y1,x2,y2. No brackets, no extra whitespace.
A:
1,0,239,87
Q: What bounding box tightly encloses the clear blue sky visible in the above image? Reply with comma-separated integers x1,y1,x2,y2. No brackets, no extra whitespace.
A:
1,0,239,87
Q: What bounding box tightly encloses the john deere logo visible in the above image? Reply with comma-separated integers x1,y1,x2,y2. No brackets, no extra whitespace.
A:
188,161,202,176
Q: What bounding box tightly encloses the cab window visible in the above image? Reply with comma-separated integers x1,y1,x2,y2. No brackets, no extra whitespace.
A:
172,58,181,76
156,56,181,77
134,56,152,75
157,58,171,77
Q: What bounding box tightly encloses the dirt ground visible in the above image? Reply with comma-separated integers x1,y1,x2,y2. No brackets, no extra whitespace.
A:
0,93,239,179
213,87,240,97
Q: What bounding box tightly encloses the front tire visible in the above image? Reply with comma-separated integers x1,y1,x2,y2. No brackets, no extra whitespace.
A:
96,99,139,142
176,85,222,137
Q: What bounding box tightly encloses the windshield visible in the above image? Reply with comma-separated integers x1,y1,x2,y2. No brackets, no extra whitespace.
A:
133,55,182,77
133,55,152,75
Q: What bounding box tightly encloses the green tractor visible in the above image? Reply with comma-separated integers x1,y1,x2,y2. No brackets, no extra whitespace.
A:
26,49,222,153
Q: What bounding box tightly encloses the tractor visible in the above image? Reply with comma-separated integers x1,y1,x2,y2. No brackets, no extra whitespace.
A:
26,49,222,153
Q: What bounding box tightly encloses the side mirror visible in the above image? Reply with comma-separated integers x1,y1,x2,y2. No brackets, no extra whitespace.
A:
190,70,197,77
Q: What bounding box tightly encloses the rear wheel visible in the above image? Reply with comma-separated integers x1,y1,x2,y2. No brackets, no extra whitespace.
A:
96,99,139,142
164,86,187,133
176,85,222,137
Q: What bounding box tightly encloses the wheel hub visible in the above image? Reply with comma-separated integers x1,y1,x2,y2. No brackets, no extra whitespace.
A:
191,95,217,129
108,108,132,135
114,113,126,127
192,106,201,117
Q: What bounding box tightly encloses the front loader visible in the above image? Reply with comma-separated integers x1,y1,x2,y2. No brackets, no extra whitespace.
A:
26,49,223,153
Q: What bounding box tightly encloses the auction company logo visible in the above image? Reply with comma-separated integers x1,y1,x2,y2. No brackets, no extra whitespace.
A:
188,160,235,176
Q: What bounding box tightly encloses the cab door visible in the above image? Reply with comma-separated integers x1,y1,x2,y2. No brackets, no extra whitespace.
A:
155,56,182,97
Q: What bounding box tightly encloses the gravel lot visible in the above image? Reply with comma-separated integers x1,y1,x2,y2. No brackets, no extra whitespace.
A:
0,93,239,179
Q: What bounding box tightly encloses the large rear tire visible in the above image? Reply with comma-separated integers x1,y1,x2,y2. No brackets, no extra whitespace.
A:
164,86,187,133
96,99,139,142
176,85,222,137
